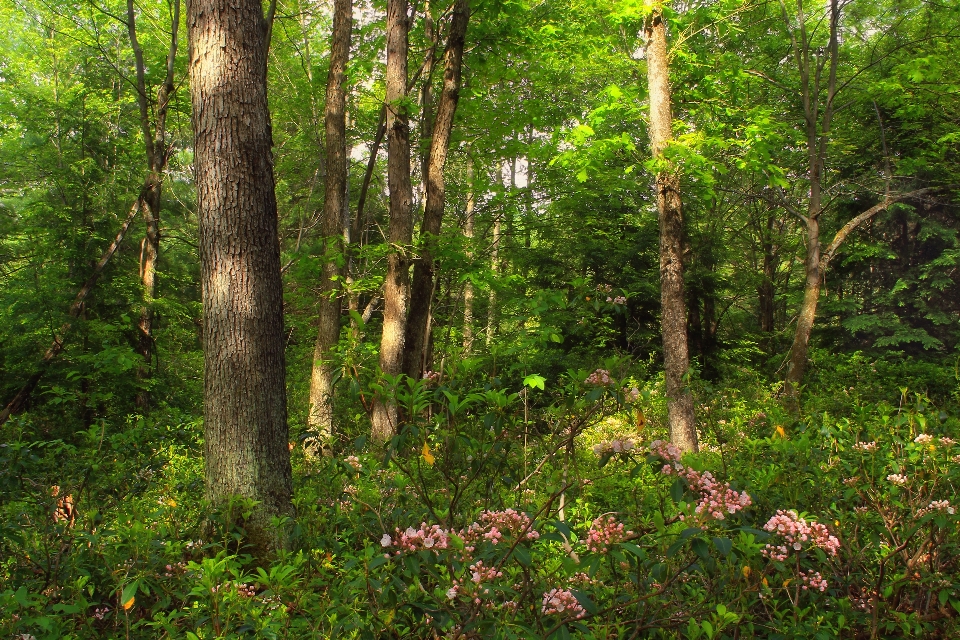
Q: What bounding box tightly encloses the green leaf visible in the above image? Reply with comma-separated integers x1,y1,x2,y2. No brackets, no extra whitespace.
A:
523,374,546,390
712,537,732,557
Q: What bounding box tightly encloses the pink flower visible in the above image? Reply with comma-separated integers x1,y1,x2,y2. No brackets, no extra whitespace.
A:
761,510,839,559
584,515,633,553
541,588,585,618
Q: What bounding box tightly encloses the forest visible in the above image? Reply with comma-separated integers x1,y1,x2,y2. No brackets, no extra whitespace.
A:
1,0,959,636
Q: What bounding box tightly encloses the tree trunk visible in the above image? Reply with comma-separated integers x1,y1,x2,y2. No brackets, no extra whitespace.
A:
485,212,500,347
127,0,181,411
403,0,470,381
783,216,821,397
307,0,351,455
371,0,415,442
462,156,476,352
758,213,775,338
187,0,293,558
646,7,697,453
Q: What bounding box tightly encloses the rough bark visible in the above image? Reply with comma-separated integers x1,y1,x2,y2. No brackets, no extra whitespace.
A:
646,7,697,454
485,212,500,347
370,0,415,442
127,0,181,411
307,0,351,455
403,0,470,380
187,0,293,558
0,200,142,426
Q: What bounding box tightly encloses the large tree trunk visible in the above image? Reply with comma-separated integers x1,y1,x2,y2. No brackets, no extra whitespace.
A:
128,0,181,411
307,0,351,455
646,7,697,454
370,0,415,442
403,0,470,381
188,0,293,558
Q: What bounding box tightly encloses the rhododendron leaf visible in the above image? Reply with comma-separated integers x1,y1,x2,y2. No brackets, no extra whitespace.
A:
449,533,464,550
549,520,573,540
712,537,732,557
514,544,531,567
120,580,138,610
691,537,710,560
368,555,389,570
597,452,613,468
421,442,435,466
666,539,685,558
618,542,646,560
670,479,684,502
681,527,701,540
571,590,598,614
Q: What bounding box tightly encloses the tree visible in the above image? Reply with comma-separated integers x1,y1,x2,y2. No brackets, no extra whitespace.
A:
646,3,697,453
126,0,181,411
187,0,293,556
403,0,470,380
371,0,416,442
307,0,352,454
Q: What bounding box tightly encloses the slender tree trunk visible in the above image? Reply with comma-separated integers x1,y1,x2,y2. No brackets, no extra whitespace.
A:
127,0,180,411
188,0,293,558
371,0,415,442
759,213,775,338
462,156,476,352
307,0,351,455
0,200,142,426
417,0,436,205
646,6,697,453
485,212,500,347
784,216,821,396
403,0,470,380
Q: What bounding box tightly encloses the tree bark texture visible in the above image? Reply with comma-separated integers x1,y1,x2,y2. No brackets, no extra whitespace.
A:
307,0,351,454
0,200,142,426
646,7,697,454
403,0,469,380
187,0,293,557
128,0,181,411
371,0,415,442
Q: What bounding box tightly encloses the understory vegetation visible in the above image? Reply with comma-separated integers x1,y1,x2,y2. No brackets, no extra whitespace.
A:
2,352,959,638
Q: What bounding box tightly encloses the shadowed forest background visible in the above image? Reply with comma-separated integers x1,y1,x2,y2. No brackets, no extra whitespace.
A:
1,0,959,637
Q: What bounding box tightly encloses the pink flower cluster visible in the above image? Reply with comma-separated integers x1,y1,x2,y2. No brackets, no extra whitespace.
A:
585,369,612,385
623,386,640,402
344,455,362,471
457,509,540,557
801,570,828,592
606,295,627,304
541,588,586,618
592,438,635,457
917,500,955,516
914,434,934,445
852,441,878,452
422,370,441,384
447,560,504,603
585,515,633,553
650,441,752,523
761,510,840,561
381,523,450,555
887,474,908,486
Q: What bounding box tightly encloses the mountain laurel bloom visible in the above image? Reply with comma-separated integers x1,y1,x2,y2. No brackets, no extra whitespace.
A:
887,473,908,486
650,440,752,523
762,510,840,561
585,369,612,385
541,588,586,618
917,500,955,516
585,515,633,553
